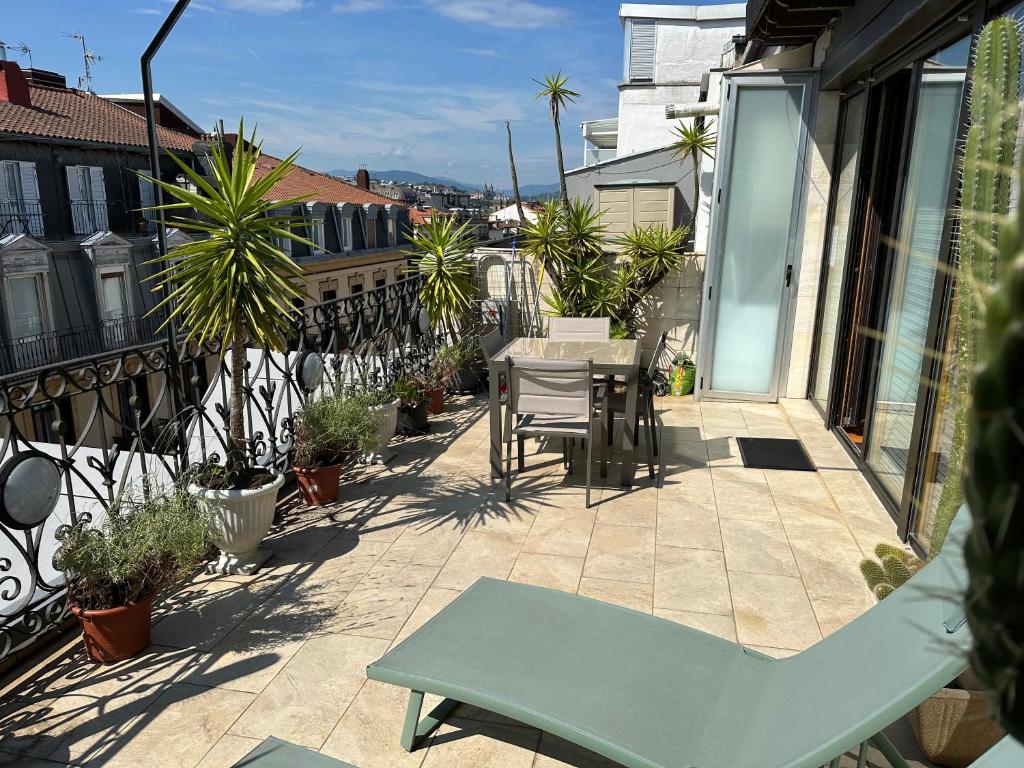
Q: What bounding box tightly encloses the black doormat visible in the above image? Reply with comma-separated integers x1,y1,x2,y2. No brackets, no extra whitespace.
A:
736,437,816,472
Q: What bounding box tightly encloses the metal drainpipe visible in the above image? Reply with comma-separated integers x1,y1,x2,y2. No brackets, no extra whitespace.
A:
141,0,190,466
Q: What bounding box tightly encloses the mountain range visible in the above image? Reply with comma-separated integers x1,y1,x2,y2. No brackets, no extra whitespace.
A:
325,168,558,199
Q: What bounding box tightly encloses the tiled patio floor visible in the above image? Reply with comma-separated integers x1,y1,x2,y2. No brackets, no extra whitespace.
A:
0,395,934,767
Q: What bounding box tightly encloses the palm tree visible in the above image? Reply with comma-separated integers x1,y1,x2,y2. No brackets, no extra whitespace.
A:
142,122,311,475
506,121,527,229
406,215,477,341
533,72,579,207
670,119,717,244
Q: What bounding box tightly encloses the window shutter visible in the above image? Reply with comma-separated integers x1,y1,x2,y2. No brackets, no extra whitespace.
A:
629,20,656,82
18,162,42,236
89,167,108,231
66,166,88,235
139,170,157,221
0,162,12,206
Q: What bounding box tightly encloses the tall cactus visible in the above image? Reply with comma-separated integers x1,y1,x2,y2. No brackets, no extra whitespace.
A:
962,19,1024,741
932,17,1021,555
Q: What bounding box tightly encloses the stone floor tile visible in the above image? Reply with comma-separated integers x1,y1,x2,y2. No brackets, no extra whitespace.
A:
382,524,465,567
594,487,657,527
319,680,426,768
711,467,779,521
729,571,822,650
810,595,875,637
720,518,800,577
230,633,390,748
532,732,622,768
392,587,463,648
195,734,263,768
91,683,254,768
576,578,653,612
653,546,731,615
434,531,524,590
786,533,873,603
467,496,538,536
421,717,540,768
744,645,801,659
320,561,439,640
656,503,722,551
522,507,596,559
582,524,655,583
653,609,738,642
509,553,584,593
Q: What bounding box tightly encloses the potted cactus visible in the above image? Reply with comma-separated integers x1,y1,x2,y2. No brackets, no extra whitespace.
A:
860,546,1004,765
142,121,311,575
56,481,212,663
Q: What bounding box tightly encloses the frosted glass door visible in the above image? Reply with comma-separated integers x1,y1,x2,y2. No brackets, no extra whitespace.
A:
707,82,806,396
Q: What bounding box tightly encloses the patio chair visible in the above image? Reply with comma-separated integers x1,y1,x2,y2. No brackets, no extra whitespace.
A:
505,356,597,508
231,736,356,767
548,316,610,341
973,736,1024,767
598,331,666,481
366,508,975,768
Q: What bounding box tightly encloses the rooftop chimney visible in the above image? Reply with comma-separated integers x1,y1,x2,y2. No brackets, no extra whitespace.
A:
0,61,32,107
23,68,66,89
355,167,370,191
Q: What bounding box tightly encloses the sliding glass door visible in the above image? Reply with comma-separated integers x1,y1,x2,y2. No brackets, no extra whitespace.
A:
701,73,814,400
809,91,867,411
865,60,967,499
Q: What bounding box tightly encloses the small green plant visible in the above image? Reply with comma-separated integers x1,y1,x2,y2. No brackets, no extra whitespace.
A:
55,482,213,612
393,374,429,407
406,216,477,339
292,390,380,467
859,543,920,600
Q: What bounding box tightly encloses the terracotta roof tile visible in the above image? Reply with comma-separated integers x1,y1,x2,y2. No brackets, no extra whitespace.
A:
253,153,401,207
0,85,197,151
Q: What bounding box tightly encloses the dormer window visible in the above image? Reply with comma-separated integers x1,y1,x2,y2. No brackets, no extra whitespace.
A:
309,218,325,252
342,217,353,251
66,165,108,234
0,161,43,237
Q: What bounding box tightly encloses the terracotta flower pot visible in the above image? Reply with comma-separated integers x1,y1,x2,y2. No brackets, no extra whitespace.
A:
72,594,154,664
293,464,342,506
427,386,444,415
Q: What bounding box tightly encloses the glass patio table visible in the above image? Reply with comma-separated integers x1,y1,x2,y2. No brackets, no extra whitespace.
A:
486,337,642,487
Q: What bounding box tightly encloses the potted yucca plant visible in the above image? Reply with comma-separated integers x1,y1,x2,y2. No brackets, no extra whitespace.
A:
141,121,311,575
56,481,212,663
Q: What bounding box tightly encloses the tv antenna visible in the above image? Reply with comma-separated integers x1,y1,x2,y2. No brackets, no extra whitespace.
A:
13,43,32,70
63,32,102,92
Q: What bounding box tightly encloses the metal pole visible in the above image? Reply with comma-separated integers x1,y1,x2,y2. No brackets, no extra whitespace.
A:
141,0,191,468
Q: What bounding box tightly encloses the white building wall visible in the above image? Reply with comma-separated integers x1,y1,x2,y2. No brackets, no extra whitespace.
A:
615,5,745,157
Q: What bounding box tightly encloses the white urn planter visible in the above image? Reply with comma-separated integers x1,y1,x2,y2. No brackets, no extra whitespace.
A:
366,398,400,464
190,473,284,575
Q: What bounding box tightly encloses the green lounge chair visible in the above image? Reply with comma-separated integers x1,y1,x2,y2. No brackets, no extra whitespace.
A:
973,736,1024,767
231,736,356,767
367,509,974,768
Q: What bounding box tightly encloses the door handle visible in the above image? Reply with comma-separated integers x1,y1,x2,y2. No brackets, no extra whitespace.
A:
785,264,793,287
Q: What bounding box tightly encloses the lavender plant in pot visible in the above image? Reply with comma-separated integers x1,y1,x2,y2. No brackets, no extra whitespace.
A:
141,121,311,575
56,482,212,663
292,391,379,505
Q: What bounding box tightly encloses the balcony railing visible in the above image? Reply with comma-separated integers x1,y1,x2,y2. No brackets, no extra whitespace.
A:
0,311,171,376
0,200,45,239
70,200,149,237
0,276,437,665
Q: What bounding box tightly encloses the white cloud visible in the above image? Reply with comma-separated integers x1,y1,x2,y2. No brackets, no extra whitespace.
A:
332,0,388,12
133,7,162,14
426,0,568,29
459,47,500,57
223,0,305,13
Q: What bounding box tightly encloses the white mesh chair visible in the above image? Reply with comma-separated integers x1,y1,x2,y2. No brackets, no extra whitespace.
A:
505,356,596,508
548,316,610,341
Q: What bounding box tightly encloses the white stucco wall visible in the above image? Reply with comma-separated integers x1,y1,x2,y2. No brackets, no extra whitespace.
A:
615,4,745,157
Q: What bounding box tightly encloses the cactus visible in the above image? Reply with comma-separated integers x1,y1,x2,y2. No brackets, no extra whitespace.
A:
963,183,1024,740
859,543,920,601
932,17,1022,555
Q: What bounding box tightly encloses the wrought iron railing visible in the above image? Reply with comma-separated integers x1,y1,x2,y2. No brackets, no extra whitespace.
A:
0,311,171,376
0,276,435,664
0,200,45,239
69,200,144,236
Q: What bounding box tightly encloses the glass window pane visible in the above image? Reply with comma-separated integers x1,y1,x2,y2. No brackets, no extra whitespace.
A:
101,273,127,321
9,276,44,337
710,83,804,395
811,91,867,409
865,47,967,498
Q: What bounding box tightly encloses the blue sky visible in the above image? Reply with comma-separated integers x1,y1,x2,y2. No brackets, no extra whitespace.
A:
3,0,637,186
